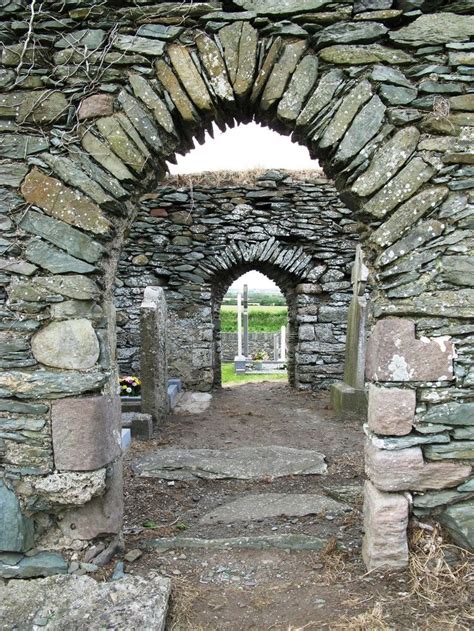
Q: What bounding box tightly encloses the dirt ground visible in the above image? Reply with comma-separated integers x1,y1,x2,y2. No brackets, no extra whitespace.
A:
120,382,473,630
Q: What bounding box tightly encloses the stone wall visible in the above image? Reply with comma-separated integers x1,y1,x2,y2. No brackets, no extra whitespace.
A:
115,172,356,390
0,0,472,569
220,332,281,363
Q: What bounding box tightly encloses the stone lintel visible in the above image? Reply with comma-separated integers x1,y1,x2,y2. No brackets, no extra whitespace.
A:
52,395,121,471
367,384,415,436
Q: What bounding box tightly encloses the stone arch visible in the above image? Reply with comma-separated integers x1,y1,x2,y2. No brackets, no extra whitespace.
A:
0,3,473,570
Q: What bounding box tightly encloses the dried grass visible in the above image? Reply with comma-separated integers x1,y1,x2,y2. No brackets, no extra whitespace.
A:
167,577,206,631
331,602,392,631
163,168,327,188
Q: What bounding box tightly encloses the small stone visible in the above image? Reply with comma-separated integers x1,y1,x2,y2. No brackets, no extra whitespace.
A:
78,94,115,120
32,319,100,371
0,134,49,159
25,239,95,274
0,481,34,553
368,385,415,436
124,549,143,563
315,21,388,47
389,13,474,46
55,29,106,50
113,34,165,56
319,44,413,65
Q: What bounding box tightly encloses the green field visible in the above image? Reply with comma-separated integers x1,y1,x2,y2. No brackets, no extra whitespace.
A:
220,305,288,332
221,362,287,385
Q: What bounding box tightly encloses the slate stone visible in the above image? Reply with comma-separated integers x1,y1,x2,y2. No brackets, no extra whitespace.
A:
0,552,68,579
389,13,474,46
0,574,170,627
379,84,417,105
234,22,258,98
113,34,165,56
0,369,107,399
440,256,474,287
319,44,413,65
25,239,95,274
418,402,474,426
320,80,372,149
155,59,199,123
136,24,184,40
96,115,148,174
81,131,135,182
232,1,335,15
77,93,114,121
134,446,327,480
370,186,448,247
315,21,388,47
413,489,470,509
366,318,455,383
261,40,307,110
128,74,177,134
0,480,34,552
21,169,111,235
167,44,213,112
52,396,121,471
32,319,99,371
195,34,234,103
73,152,128,201
218,21,242,86
277,54,318,122
439,501,474,551
371,64,412,87
296,68,345,128
458,479,474,492
365,442,472,492
55,29,106,50
200,493,350,524
363,157,434,219
368,430,450,451
148,534,326,551
50,300,102,321
362,481,409,571
334,94,385,164
250,37,283,103
368,384,415,436
116,90,166,156
376,219,444,267
0,400,48,415
16,91,68,124
0,134,49,158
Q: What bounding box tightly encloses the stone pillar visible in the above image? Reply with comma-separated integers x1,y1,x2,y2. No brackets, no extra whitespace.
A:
330,245,368,419
140,286,168,423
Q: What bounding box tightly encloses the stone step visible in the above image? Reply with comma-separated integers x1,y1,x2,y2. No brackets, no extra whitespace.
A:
133,445,327,480
173,391,212,415
145,534,328,552
0,574,170,630
199,493,351,525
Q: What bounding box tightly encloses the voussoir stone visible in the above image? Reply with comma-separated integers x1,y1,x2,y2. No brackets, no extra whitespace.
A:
366,317,455,382
362,480,409,570
52,395,121,472
368,384,415,436
365,441,471,492
319,80,372,149
32,319,100,371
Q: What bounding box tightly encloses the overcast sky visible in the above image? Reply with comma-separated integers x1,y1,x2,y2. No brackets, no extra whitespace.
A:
169,122,318,291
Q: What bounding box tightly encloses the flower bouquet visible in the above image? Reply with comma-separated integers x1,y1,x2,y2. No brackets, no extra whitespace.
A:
119,375,141,397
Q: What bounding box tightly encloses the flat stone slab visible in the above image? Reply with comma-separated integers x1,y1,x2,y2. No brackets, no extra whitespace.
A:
0,574,170,631
146,534,327,552
173,391,212,414
200,493,350,524
133,446,327,480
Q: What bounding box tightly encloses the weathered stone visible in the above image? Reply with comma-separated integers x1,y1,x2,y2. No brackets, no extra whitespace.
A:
368,430,450,451
438,501,474,551
81,131,135,181
217,21,242,86
319,44,413,65
296,69,344,128
20,210,105,264
26,275,99,300
389,13,474,46
0,400,48,415
362,157,434,219
0,573,170,627
25,239,95,274
58,458,123,539
21,169,111,235
376,219,444,267
19,470,106,508
379,84,417,105
0,134,49,158
354,0,392,11
440,256,474,287
0,552,67,579
334,95,386,164
96,115,148,173
368,384,415,436
352,127,420,198
418,402,474,427
425,442,474,460
147,533,326,551
458,479,474,492
52,396,121,471
137,24,183,41
32,319,100,371
0,258,36,276
128,74,176,134
366,318,455,383
370,186,448,247
77,94,115,121
168,44,213,111
234,22,259,98
362,481,409,570
191,36,231,104
365,441,471,492
320,80,372,149
200,493,350,524
113,34,165,56
277,54,318,122
155,58,199,123
16,91,68,124
116,90,164,155
316,21,388,47
413,489,470,509
55,29,106,50
371,65,412,88
261,40,307,110
0,369,107,399
50,300,102,321
0,480,34,552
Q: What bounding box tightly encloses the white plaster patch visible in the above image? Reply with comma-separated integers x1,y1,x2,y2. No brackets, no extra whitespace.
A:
388,354,414,381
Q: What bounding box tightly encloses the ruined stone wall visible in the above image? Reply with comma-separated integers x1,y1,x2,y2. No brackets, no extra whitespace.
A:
115,172,357,390
0,0,472,570
220,333,280,363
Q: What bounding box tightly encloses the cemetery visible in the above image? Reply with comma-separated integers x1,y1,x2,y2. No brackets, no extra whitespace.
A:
0,0,473,627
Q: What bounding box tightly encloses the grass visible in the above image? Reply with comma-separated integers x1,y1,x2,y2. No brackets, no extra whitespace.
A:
220,305,288,333
221,362,287,385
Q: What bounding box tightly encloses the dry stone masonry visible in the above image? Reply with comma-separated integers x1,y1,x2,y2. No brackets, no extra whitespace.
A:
116,172,357,390
0,0,472,573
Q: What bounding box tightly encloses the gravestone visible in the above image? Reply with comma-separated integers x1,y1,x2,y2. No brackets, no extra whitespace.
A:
330,245,368,419
140,286,168,424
